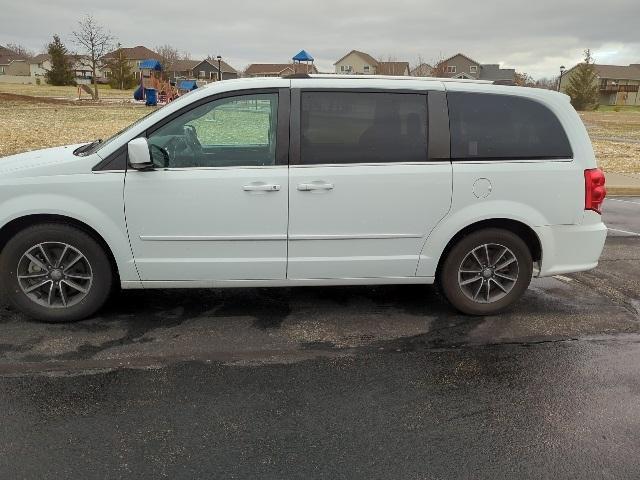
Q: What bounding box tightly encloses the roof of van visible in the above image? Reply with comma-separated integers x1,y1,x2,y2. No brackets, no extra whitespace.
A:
305,74,494,84
200,74,565,101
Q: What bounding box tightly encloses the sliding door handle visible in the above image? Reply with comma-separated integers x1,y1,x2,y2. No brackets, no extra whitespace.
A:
297,182,334,191
243,183,281,192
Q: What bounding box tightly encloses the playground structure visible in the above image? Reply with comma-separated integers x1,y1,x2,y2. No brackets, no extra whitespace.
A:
133,59,182,106
292,50,315,74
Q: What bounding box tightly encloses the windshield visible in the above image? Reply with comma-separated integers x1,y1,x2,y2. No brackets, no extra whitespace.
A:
74,107,160,156
74,88,203,157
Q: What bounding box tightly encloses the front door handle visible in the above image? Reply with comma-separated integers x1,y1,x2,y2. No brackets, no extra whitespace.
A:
243,183,281,192
297,182,334,191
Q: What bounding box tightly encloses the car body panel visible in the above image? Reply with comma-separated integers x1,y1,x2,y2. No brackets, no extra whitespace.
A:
0,76,607,292
124,166,289,281
288,162,452,279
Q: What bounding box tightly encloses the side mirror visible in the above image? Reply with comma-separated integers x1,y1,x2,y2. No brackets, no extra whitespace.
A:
127,137,153,170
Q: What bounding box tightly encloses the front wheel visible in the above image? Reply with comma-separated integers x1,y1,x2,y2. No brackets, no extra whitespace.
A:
0,223,113,323
439,228,533,315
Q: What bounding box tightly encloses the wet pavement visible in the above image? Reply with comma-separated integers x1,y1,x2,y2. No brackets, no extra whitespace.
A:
0,197,639,478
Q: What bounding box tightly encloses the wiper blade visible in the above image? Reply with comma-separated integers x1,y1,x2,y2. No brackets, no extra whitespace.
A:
73,139,102,156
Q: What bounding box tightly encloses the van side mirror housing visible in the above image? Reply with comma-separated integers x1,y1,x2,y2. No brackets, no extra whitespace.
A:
127,137,153,170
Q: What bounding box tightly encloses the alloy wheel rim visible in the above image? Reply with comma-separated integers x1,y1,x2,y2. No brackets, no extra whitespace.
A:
17,242,93,308
457,243,519,304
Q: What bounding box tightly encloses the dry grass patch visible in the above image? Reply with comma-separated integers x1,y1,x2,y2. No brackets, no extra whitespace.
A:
0,83,135,99
0,95,152,157
581,110,640,173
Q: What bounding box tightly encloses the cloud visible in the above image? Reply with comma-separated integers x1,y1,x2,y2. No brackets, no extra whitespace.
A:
2,0,639,78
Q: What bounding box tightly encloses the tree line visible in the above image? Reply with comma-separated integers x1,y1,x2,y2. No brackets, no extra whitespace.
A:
21,15,190,100
17,16,601,109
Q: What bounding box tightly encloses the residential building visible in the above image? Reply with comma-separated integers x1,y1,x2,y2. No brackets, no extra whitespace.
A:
560,63,640,106
165,59,200,80
439,53,515,81
190,59,238,82
101,45,161,79
411,63,433,77
244,63,318,77
333,50,410,76
377,61,410,76
0,45,29,76
29,53,103,83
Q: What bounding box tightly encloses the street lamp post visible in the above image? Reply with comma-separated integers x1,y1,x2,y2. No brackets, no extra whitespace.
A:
216,55,222,82
558,65,566,92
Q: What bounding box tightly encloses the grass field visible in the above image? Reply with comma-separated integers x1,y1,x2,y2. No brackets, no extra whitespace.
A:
581,110,640,172
0,89,638,173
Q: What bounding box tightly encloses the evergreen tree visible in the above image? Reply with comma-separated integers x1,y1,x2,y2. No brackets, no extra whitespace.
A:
45,35,75,86
106,44,136,90
565,49,599,110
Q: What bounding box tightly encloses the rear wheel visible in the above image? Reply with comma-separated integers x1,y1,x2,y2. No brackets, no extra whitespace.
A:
439,228,533,315
0,223,113,322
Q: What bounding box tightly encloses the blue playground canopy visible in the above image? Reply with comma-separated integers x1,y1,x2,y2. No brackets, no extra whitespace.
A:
292,50,314,62
178,80,198,91
139,59,162,70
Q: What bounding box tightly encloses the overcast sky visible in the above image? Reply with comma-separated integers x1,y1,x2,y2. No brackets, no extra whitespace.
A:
2,0,639,79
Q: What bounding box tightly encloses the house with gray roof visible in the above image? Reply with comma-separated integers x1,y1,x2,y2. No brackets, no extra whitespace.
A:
559,62,640,106
439,53,515,81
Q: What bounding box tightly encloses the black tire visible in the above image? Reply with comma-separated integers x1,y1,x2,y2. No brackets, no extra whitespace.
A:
0,223,113,323
439,228,533,316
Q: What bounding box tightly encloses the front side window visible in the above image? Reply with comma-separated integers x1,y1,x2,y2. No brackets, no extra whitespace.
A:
448,92,573,160
300,91,428,164
447,65,456,73
147,93,278,168
470,65,478,73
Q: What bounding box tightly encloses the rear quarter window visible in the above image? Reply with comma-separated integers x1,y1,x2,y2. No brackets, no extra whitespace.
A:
448,92,573,160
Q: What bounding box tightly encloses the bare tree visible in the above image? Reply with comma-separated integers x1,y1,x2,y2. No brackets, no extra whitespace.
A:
72,15,114,100
377,54,399,62
411,54,433,77
534,76,559,90
180,51,193,61
430,54,449,78
156,44,180,74
6,43,35,58
514,71,535,87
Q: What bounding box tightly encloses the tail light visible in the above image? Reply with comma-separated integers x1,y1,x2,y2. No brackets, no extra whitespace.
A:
584,168,606,214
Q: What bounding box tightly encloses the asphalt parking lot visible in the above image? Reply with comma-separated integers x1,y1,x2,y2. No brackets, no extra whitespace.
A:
1,198,639,479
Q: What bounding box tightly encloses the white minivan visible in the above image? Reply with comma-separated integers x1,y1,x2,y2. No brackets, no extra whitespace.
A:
0,75,607,322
